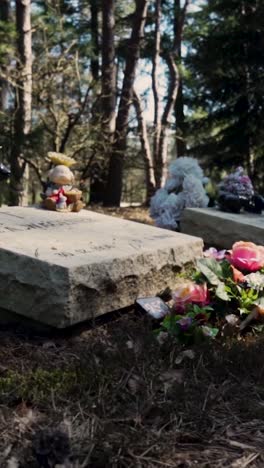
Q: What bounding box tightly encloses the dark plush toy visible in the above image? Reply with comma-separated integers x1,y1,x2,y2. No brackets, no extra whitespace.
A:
0,163,10,181
218,167,264,214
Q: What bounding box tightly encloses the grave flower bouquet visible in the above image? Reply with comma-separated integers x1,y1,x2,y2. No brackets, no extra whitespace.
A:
158,241,264,344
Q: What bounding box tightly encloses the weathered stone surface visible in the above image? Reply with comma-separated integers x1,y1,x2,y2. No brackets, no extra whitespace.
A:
0,207,203,327
182,207,264,248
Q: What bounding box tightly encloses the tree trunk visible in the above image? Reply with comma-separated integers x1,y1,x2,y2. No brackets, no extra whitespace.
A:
0,0,9,111
101,0,116,137
149,0,177,188
10,0,32,206
156,53,180,187
133,88,155,203
88,0,116,205
104,0,149,207
174,0,186,157
90,0,99,82
152,0,162,184
241,3,254,178
175,81,186,156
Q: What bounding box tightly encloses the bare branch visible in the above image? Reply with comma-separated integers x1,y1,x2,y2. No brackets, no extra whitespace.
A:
162,53,180,127
59,84,92,153
38,114,56,136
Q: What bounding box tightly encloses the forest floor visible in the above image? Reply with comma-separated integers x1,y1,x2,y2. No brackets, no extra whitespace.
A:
1,206,264,467
88,204,154,226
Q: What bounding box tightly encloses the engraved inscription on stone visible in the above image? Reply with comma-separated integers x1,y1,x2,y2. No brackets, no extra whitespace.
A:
55,243,116,257
0,215,94,233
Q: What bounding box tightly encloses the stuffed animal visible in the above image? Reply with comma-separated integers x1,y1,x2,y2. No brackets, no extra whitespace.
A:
150,156,209,231
0,163,10,181
42,152,84,212
218,166,264,214
56,192,68,211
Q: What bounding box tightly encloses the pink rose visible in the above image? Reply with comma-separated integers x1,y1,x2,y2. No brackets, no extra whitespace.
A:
172,281,209,311
228,241,264,272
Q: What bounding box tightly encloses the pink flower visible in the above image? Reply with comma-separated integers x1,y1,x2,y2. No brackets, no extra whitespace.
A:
231,265,246,283
172,281,209,311
228,241,264,272
204,247,226,260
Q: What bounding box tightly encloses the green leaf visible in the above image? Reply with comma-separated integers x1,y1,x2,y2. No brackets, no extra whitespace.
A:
253,296,264,309
252,324,264,334
215,282,231,301
196,258,223,285
221,259,233,279
161,314,183,334
193,304,202,313
208,327,219,338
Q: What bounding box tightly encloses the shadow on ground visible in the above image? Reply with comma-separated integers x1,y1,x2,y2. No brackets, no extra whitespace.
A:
0,310,263,467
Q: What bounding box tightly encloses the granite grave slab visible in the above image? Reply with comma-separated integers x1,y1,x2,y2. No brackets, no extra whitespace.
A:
182,207,264,248
0,207,203,327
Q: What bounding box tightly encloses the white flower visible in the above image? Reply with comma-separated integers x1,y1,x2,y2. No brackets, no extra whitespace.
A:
245,272,264,291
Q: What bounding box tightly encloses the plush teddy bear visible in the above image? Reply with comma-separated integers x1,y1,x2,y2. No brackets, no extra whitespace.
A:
150,156,209,231
42,153,84,212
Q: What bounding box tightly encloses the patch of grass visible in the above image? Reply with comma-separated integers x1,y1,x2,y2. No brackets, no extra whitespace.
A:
0,368,78,404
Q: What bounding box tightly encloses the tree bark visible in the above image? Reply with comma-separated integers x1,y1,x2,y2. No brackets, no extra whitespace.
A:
104,0,149,206
152,0,162,183
133,88,155,203
174,0,187,157
10,0,32,206
90,0,99,82
101,0,116,137
156,52,180,187
0,0,9,111
175,81,186,156
87,0,116,205
147,0,180,188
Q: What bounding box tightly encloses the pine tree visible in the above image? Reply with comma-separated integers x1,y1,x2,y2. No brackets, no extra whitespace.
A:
10,0,32,206
186,0,264,188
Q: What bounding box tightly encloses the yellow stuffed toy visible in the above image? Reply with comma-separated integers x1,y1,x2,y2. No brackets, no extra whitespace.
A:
42,153,84,212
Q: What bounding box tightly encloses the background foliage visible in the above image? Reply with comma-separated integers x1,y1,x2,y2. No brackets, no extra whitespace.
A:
0,0,263,205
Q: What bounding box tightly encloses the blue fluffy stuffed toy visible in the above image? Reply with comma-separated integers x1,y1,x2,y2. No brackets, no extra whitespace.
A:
150,157,209,230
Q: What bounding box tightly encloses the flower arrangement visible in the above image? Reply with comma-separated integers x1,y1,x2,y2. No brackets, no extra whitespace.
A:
157,241,264,344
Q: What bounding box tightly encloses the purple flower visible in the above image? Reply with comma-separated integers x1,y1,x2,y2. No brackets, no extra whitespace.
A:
204,247,226,261
177,317,193,331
